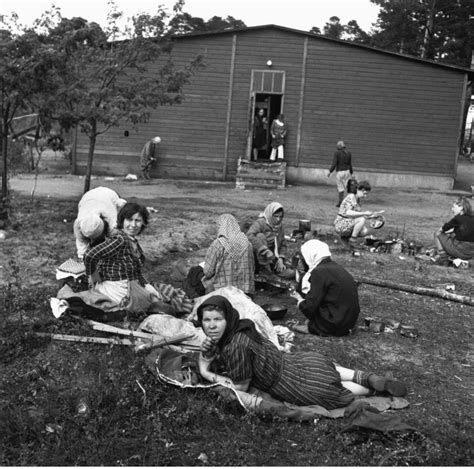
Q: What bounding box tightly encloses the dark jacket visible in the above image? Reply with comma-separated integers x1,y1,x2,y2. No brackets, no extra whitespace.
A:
329,149,353,173
298,258,359,336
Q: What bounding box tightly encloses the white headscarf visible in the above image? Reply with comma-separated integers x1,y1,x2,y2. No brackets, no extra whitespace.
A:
300,239,331,294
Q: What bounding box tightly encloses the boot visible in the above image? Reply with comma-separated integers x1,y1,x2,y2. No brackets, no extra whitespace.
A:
336,191,344,207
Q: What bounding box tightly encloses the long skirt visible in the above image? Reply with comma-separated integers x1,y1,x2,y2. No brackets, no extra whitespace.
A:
438,233,474,260
270,351,354,409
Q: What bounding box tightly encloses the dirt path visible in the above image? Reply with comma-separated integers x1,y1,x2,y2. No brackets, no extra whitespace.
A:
9,172,472,247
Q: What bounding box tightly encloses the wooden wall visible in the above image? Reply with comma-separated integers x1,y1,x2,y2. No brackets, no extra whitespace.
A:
73,27,467,182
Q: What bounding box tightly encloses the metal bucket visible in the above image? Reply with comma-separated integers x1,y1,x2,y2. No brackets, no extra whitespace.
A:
299,219,311,232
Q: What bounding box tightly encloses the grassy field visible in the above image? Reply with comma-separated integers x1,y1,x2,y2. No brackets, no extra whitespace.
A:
1,177,473,466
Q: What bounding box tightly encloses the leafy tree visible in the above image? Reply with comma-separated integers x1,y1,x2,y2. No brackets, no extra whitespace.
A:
0,15,63,200
169,11,246,35
369,0,472,67
322,16,345,39
38,3,203,193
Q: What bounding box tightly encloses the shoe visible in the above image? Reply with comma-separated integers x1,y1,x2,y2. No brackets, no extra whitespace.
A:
431,255,449,266
276,268,295,279
368,374,407,397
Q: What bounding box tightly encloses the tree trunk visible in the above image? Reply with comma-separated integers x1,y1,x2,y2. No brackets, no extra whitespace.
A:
1,117,9,200
83,121,97,194
356,276,474,306
420,0,436,59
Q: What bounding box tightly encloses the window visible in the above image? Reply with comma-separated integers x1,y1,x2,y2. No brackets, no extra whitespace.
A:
251,70,285,94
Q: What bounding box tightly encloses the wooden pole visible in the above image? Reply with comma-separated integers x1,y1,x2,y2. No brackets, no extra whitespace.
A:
356,277,474,306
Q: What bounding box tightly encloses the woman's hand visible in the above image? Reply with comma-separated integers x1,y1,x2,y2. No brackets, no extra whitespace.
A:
290,289,303,302
200,336,217,358
275,257,286,273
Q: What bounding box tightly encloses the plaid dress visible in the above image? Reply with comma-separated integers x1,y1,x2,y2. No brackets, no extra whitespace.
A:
221,332,354,409
203,214,255,294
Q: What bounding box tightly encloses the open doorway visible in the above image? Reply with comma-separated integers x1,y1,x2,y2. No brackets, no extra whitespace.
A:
251,93,283,161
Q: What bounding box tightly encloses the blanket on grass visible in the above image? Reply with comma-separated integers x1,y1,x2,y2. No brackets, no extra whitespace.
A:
145,348,415,432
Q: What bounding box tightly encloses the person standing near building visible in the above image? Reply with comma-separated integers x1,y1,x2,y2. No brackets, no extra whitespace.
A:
269,114,287,161
252,108,268,161
328,141,354,207
140,136,161,180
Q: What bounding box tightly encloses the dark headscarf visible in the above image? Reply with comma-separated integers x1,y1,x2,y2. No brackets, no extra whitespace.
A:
196,295,263,347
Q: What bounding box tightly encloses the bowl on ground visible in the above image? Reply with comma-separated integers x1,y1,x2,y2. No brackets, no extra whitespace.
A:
261,303,288,321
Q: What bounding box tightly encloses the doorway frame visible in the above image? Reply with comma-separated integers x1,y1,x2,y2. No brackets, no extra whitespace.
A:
246,70,286,160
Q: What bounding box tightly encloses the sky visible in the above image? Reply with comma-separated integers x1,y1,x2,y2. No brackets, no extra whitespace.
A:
1,0,381,33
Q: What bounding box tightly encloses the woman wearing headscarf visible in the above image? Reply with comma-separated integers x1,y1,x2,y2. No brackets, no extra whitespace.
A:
73,186,127,260
197,295,406,409
201,214,255,295
246,202,293,278
290,239,359,336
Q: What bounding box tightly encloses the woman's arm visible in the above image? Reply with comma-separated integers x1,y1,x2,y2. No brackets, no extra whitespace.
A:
198,353,250,390
202,241,223,278
84,235,124,275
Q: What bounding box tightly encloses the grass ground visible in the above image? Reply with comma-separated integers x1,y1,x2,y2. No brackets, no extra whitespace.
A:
0,174,473,466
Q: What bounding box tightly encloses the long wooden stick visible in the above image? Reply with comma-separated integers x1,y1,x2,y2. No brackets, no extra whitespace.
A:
356,277,474,306
86,320,196,346
34,331,195,348
34,332,135,345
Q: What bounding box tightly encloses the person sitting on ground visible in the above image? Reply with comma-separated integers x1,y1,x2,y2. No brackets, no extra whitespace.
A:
334,180,384,246
185,214,255,297
58,202,173,317
433,197,474,265
289,239,360,336
73,186,127,261
246,202,294,279
197,295,407,410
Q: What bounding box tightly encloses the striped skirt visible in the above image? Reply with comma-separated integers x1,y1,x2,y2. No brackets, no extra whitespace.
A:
270,351,354,409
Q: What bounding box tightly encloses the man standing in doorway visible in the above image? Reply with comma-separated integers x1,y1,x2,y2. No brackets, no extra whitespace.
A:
328,140,354,207
140,136,161,180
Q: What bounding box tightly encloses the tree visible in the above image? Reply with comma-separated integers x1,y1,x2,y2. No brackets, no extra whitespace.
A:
0,15,63,201
369,0,472,67
322,16,345,39
168,10,246,35
40,3,203,193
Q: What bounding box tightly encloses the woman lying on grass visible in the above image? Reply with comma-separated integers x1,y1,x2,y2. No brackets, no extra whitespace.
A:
197,295,407,410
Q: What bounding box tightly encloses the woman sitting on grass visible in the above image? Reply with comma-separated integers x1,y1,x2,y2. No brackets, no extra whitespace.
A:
289,239,359,336
334,180,384,246
185,214,255,297
246,202,294,278
197,295,407,410
57,202,172,317
433,197,474,265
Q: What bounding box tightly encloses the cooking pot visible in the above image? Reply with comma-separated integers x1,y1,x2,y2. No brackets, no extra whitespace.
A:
261,303,288,320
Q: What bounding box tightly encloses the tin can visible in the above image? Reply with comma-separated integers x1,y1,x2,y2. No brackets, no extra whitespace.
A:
352,251,361,257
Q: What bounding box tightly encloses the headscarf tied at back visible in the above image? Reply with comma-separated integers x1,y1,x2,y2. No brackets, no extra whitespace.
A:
300,239,332,294
216,214,249,262
260,202,284,233
196,295,263,348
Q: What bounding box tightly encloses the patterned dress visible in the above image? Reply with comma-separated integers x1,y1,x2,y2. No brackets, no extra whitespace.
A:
334,193,360,237
220,332,354,409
